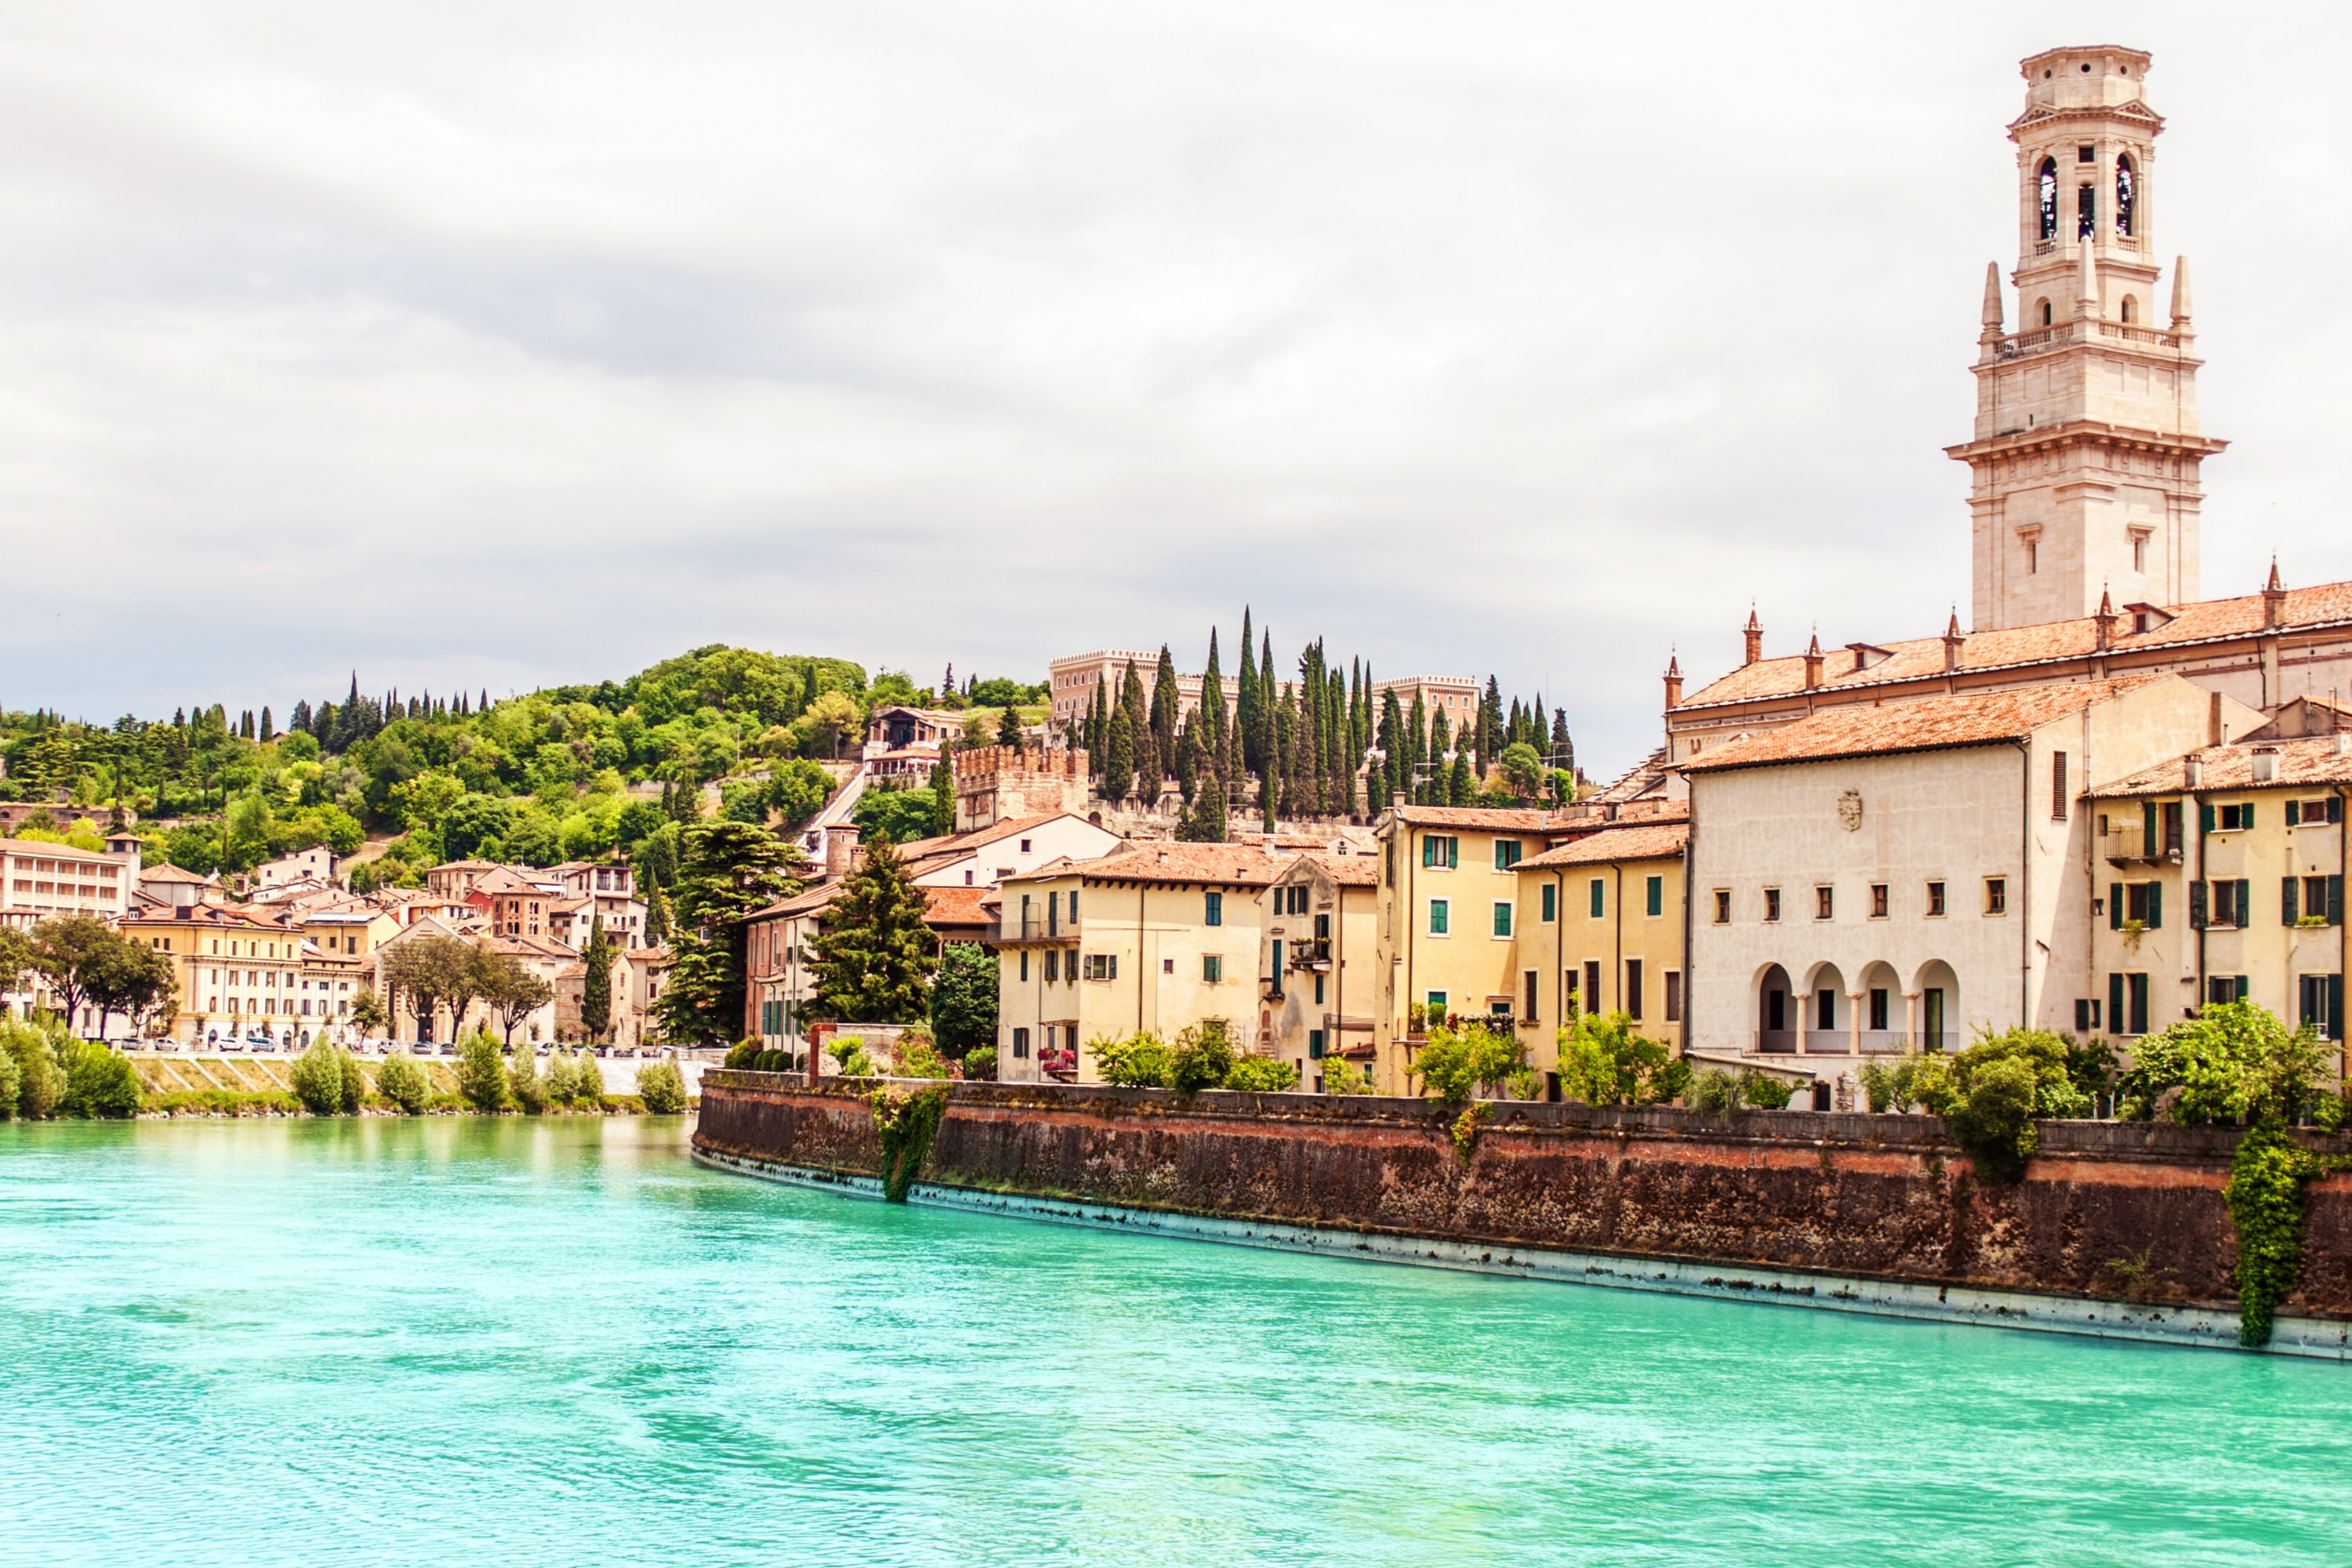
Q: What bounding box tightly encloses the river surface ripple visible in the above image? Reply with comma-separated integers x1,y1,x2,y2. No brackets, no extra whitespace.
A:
0,1116,2343,1566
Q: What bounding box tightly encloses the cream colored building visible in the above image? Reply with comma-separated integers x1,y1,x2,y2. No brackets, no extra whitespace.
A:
996,842,1295,1081
1514,818,1689,1065
0,835,138,931
1681,673,2256,1071
120,902,307,1045
1372,804,1562,1059
2085,738,2350,1051
1254,851,1378,1090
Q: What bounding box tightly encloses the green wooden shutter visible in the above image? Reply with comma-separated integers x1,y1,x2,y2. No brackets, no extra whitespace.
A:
1646,876,1663,917
1447,837,1458,869
2284,877,2300,925
2142,802,2158,853
2288,800,2303,827
2200,803,2216,833
2108,972,2124,1032
2332,875,2346,927
2332,797,2345,825
2234,880,2249,929
2109,883,2123,931
2189,881,2207,928
2245,803,2255,828
2332,974,2346,1041
2147,881,2162,929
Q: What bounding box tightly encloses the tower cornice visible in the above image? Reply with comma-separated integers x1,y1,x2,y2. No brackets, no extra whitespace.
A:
2009,101,2165,138
1945,419,2229,465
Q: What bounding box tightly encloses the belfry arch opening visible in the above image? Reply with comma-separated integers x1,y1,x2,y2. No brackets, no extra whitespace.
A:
2037,157,2058,240
2115,154,2137,237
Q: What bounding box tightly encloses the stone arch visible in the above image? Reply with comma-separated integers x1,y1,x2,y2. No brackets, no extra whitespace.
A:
1858,960,1902,1042
2115,153,2136,238
1756,963,1795,1051
2038,156,2059,240
2035,296,2053,328
1803,961,1846,1039
1912,960,1960,1050
2120,294,2138,325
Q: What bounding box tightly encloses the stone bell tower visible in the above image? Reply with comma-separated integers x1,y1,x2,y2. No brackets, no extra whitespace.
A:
1947,45,2226,631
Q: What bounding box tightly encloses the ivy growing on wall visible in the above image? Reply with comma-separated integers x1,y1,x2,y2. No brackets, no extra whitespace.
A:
869,1083,949,1203
2224,1120,2336,1348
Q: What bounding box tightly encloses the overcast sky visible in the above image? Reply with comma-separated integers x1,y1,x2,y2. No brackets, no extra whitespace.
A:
3,2,2347,778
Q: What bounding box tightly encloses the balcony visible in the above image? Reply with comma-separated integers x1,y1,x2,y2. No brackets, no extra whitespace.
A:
1287,938,1332,971
1756,1030,1798,1054
2102,829,2180,868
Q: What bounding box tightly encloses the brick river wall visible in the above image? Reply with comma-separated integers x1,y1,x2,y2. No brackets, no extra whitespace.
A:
692,1073,2352,1321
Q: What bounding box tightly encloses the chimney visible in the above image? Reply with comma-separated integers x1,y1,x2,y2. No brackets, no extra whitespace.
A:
2264,559,2288,630
2252,747,2278,785
2182,755,2201,790
1742,607,1763,668
1392,791,1406,809
1663,655,1683,710
1942,610,1965,672
2093,588,2118,652
1802,633,1824,689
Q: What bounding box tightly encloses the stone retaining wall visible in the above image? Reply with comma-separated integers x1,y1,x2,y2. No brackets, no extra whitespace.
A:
692,1074,2352,1326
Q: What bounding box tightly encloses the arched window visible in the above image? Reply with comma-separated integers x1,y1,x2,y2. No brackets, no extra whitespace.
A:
2077,182,2096,238
2038,158,2058,239
2115,154,2136,237
2037,298,2053,327
2120,295,2138,325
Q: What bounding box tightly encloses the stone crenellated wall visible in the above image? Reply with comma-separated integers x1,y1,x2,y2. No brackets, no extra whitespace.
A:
693,1075,2352,1324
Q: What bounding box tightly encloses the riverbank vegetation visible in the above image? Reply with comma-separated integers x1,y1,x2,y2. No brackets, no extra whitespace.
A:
0,1019,140,1120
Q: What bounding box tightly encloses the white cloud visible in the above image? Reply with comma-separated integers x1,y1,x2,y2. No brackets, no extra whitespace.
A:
0,2,2345,775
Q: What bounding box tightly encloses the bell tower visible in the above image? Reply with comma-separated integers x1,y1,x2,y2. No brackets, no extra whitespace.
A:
1947,45,2226,631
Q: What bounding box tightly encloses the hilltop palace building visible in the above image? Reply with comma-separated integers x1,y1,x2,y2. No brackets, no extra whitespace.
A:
1660,45,2352,768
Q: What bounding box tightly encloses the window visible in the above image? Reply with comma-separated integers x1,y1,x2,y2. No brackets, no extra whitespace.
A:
1583,961,1602,1011
2207,878,2250,928
1664,971,1682,1024
2051,751,2069,821
2109,971,2151,1036
1985,877,2008,916
1163,958,1175,975
1541,884,1557,923
1645,876,1663,918
2115,153,2136,236
1019,839,1032,854
2038,156,2058,239
2207,975,2249,1006
1868,989,1889,1031
2292,874,2346,927
1713,889,1730,924
2287,798,2343,826
1428,899,1450,936
2299,974,2344,1040
2112,880,2162,929
1763,887,1781,923
1083,953,1116,981
1308,1029,1327,1060
1815,988,1835,1033
1203,956,1222,983
1494,840,1523,870
2039,299,2054,327
1624,960,1643,1021
1426,991,1447,1022
2077,143,2095,164
2075,997,2102,1033
2076,181,2095,238
2027,538,2038,575
1492,902,1512,938
2132,533,2147,572
1019,951,1029,982
1012,1027,1030,1058
1422,835,1459,869
1045,950,1059,983
1815,885,1834,920
1204,891,1223,927
1313,973,1324,1005
1524,971,1538,1020
1589,879,1605,918
2215,802,2255,832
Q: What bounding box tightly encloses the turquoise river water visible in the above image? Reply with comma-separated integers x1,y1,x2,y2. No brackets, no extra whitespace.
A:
1,1117,2346,1567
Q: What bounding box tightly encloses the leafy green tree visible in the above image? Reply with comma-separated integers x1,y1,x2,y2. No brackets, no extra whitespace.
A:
87,938,174,1040
1225,1054,1299,1092
1446,749,1474,807
0,1043,17,1119
1410,1022,1525,1103
350,986,390,1036
652,821,801,1045
58,1039,141,1119
291,1038,363,1115
2119,1001,2332,1125
852,782,938,845
456,1029,510,1111
637,1058,687,1113
812,835,936,1023
581,916,615,1044
1091,1031,1171,1087
1499,741,1546,802
376,1049,430,1114
645,882,673,947
1555,1011,1690,1106
478,948,555,1044
30,915,121,1027
2,1020,66,1119
1167,1019,1236,1094
506,1047,547,1113
928,942,997,1058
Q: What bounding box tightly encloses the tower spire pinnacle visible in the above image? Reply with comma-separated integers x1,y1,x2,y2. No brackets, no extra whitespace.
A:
2170,255,2193,328
1980,261,2005,333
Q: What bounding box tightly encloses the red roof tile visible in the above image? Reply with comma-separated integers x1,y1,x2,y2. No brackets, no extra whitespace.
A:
1519,821,1689,869
1681,676,2168,772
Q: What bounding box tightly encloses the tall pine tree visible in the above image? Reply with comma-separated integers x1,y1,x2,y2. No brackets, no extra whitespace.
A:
582,914,615,1044
811,836,937,1024
649,821,800,1045
1236,608,1260,776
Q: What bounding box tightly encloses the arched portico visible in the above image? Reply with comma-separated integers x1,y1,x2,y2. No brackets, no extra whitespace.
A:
1802,963,1846,1052
1912,960,1959,1051
1756,964,1795,1053
1858,961,1903,1052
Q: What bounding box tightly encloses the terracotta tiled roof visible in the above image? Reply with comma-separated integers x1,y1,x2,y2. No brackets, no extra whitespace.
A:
2092,737,2352,800
1058,842,1301,887
138,863,215,884
1678,579,2352,713
1297,851,1379,887
1519,821,1690,869
1385,805,1561,831
1681,676,2169,773
923,885,994,927
748,880,836,921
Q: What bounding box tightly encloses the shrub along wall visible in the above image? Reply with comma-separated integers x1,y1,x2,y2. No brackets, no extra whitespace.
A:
694,1074,2352,1320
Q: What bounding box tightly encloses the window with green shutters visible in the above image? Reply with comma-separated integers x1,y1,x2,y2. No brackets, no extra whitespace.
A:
1428,899,1449,935
1541,884,1557,923
1494,840,1522,870
1421,835,1459,869
2109,971,2151,1035
1204,891,1222,927
1646,875,1664,917
1589,878,1605,918
1492,902,1512,938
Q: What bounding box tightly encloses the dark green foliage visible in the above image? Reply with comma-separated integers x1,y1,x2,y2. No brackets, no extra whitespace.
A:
456,1030,510,1111
767,760,837,829
1167,1019,1237,1095
928,757,956,837
506,1048,547,1114
1554,1011,1690,1105
2225,1120,2330,1347
851,782,938,846
637,1059,688,1114
291,1038,364,1115
2120,1000,2331,1125
653,821,802,1045
1223,1054,1299,1093
2,1021,65,1120
1737,1069,1796,1111
869,1083,949,1202
1092,1032,1171,1088
1102,705,1134,804
813,836,936,1023
724,1038,760,1069
58,1040,140,1120
1411,1022,1524,1104
376,1050,430,1115
581,916,615,1044
0,1043,17,1118
927,942,997,1058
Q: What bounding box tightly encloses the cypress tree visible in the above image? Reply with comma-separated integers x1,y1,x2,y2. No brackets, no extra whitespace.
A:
1119,660,1153,804
259,706,274,742
1151,645,1180,774
1552,709,1574,789
1404,695,1426,804
1256,631,1276,800
1236,608,1259,775
1329,669,1354,817
811,836,937,1024
1447,748,1474,806
582,915,614,1044
997,704,1022,749
1104,705,1135,804
1200,628,1228,769
645,882,673,946
929,751,956,836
